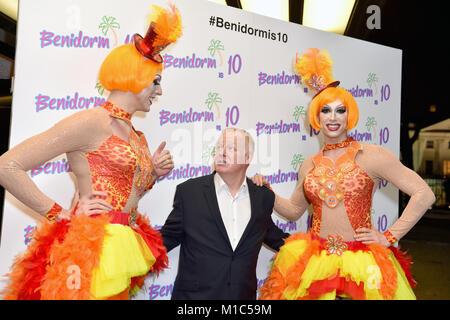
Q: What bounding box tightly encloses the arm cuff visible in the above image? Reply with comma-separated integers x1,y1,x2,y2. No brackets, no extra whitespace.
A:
383,229,398,245
45,202,62,221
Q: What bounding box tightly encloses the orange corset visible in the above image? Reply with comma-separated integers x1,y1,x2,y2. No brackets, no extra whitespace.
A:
86,102,155,211
87,135,137,211
304,140,374,235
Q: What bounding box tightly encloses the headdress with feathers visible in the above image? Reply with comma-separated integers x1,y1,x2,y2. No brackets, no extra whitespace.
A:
134,4,183,63
295,48,360,131
295,48,340,98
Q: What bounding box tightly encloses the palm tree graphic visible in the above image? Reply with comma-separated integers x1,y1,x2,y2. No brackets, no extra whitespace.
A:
291,154,305,171
293,105,306,122
205,92,222,119
208,40,225,66
365,116,378,143
99,16,120,47
95,81,105,96
367,73,379,95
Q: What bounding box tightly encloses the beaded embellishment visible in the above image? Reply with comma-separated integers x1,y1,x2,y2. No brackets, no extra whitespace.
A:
313,157,355,208
325,234,348,256
383,230,398,245
45,202,62,221
102,102,154,196
323,137,355,151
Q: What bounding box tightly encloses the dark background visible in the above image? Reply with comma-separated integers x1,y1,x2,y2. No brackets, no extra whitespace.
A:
2,0,446,209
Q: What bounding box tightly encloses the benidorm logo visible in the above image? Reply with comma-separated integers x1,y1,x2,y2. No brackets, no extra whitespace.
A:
347,116,378,143
39,15,122,50
31,158,72,178
258,71,300,86
162,53,217,69
40,30,110,49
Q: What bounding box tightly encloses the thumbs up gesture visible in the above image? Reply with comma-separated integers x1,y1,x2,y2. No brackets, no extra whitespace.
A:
152,141,174,177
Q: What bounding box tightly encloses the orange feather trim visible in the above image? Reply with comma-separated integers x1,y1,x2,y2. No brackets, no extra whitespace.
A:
367,244,398,300
1,220,70,300
389,245,417,288
295,48,335,91
135,212,168,276
284,233,321,292
106,289,130,300
39,214,110,300
148,4,183,49
130,275,147,296
259,233,321,300
259,261,285,300
260,233,406,300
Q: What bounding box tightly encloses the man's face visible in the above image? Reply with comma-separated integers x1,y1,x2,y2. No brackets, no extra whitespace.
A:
214,130,250,174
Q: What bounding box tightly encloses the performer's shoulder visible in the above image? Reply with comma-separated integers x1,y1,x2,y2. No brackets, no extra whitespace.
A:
298,154,315,175
303,154,315,166
55,106,111,132
358,143,395,159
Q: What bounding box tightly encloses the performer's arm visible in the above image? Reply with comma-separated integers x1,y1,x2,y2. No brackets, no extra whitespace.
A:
263,190,289,251
368,145,436,243
272,158,313,222
160,184,185,252
0,110,111,218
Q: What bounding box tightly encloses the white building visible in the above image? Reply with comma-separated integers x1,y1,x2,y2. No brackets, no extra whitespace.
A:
413,118,450,207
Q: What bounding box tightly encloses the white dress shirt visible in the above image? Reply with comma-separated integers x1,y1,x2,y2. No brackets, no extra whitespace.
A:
214,173,251,251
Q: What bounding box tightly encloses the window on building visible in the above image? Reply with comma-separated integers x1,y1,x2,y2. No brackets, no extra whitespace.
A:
425,160,433,176
426,140,434,149
444,160,450,178
448,141,450,149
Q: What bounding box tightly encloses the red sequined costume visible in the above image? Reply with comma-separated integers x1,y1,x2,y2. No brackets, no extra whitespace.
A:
260,139,434,300
0,103,167,300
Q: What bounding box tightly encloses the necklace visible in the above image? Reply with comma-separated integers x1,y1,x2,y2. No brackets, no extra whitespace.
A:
323,137,355,151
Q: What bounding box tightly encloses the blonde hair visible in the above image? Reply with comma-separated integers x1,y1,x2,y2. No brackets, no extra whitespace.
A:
98,43,162,94
309,87,359,130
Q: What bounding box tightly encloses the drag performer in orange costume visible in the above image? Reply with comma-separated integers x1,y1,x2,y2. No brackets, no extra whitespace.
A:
253,48,435,300
0,4,182,300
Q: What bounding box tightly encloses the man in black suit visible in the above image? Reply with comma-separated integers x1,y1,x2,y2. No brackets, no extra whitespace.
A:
160,128,289,300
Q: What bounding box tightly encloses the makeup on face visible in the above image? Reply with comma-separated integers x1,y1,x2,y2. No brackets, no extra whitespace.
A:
318,99,348,139
136,74,162,111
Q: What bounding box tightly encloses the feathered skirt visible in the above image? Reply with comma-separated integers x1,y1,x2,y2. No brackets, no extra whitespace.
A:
1,210,168,300
259,232,416,300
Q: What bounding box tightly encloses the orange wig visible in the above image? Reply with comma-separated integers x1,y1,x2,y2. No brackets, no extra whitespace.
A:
98,4,182,94
98,43,162,94
309,87,359,131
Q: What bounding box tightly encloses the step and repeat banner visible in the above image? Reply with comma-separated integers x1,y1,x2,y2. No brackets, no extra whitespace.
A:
0,0,402,299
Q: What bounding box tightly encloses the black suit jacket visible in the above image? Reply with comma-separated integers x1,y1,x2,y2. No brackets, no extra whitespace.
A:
160,172,289,300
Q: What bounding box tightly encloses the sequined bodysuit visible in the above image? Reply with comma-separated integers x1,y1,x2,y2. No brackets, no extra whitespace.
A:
86,102,154,212
0,102,154,216
304,140,374,239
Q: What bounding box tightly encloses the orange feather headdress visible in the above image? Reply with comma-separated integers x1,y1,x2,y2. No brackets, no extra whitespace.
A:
134,4,183,63
295,48,339,97
296,48,334,90
295,48,359,130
